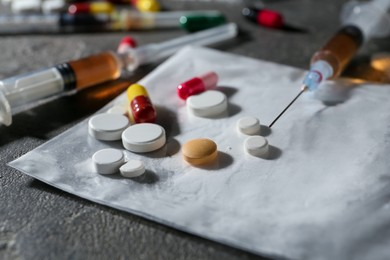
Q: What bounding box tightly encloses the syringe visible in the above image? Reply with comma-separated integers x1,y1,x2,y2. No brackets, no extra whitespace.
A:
0,23,238,126
0,10,226,34
269,0,390,128
67,2,226,32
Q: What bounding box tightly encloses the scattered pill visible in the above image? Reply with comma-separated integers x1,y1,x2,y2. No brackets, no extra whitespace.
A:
107,105,128,115
237,116,261,135
186,90,228,117
182,138,218,165
127,84,157,123
120,160,146,178
92,148,125,174
88,113,129,141
177,71,218,100
117,36,137,54
122,123,166,153
244,136,269,158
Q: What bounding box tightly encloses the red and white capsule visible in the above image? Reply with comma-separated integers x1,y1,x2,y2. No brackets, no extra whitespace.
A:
242,7,284,29
177,72,218,100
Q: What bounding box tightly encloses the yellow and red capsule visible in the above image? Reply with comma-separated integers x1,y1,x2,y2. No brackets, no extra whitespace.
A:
127,84,157,123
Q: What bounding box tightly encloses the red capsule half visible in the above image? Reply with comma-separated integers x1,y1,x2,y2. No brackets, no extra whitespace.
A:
127,84,157,123
177,72,218,100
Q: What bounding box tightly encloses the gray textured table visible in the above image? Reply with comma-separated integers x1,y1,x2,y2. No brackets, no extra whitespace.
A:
1,0,387,259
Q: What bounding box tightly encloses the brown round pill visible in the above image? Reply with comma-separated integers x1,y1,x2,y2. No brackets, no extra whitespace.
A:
182,138,218,165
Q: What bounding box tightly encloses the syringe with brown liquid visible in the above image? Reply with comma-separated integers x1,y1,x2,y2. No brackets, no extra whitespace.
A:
269,0,390,128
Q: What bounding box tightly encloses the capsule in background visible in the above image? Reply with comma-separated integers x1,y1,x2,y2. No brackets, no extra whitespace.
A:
68,2,115,14
242,7,284,29
127,84,157,123
177,72,218,100
133,0,160,13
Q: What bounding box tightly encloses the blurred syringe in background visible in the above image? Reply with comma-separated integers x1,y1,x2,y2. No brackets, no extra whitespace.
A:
0,9,226,34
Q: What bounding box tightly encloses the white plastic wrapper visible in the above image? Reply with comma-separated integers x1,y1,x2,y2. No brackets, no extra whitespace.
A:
10,46,390,260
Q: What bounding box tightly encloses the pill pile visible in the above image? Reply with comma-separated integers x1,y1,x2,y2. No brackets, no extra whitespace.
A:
89,72,274,176
88,82,164,177
92,148,146,177
178,72,228,118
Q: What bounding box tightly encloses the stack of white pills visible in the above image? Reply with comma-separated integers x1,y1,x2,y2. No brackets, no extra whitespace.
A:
88,103,167,177
236,116,269,158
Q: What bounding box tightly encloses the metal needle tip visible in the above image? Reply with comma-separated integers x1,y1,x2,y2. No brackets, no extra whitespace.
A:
268,85,308,128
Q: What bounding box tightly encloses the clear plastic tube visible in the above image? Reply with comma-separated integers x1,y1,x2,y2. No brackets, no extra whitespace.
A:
120,23,238,71
0,68,63,125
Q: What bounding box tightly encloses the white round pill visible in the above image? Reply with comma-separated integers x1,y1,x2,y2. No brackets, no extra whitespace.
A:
107,105,128,115
186,90,228,117
89,113,129,141
122,123,166,153
244,136,269,158
92,148,125,174
237,116,261,135
120,160,145,178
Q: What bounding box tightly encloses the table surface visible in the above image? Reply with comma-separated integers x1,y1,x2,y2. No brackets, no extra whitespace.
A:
1,0,388,259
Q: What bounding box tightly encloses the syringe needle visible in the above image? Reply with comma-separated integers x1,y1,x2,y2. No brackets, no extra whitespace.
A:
268,85,308,128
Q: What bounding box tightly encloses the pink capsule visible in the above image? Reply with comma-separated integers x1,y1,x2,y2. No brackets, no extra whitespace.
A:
177,72,218,100
117,36,137,54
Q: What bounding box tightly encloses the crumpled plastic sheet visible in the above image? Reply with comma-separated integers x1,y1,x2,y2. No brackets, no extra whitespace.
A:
10,46,390,260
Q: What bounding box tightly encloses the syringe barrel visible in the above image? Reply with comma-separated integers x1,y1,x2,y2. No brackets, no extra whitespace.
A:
0,68,65,126
67,51,122,89
311,25,364,79
341,0,390,39
0,51,123,126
